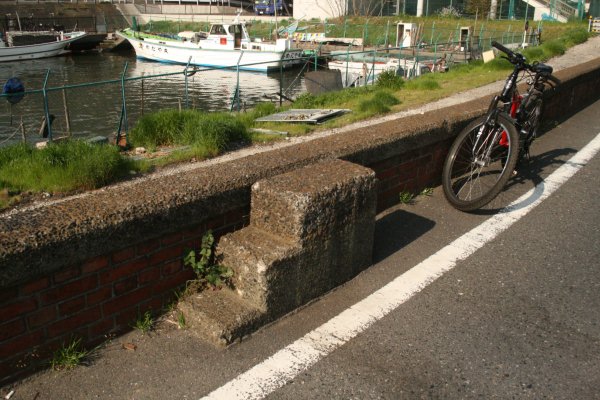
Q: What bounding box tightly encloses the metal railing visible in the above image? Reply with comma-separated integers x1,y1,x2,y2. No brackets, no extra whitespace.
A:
0,30,540,148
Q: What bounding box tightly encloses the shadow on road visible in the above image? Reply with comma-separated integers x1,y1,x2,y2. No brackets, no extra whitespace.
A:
470,147,578,215
373,208,436,262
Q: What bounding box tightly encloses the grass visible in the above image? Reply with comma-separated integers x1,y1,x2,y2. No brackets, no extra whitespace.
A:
0,22,590,211
132,310,154,334
177,312,187,329
0,141,134,194
128,109,249,153
50,338,91,371
399,191,415,204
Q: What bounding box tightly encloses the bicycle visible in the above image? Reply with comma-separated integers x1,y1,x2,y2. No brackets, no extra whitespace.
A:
442,41,561,212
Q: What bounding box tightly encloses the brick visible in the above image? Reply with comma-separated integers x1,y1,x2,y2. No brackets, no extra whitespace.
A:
224,207,250,226
181,224,206,240
161,232,183,246
114,276,138,296
161,260,182,276
0,330,44,359
148,245,184,266
87,286,113,306
47,307,101,338
137,238,161,256
376,166,400,181
81,255,109,274
204,215,227,231
141,297,163,314
21,277,50,295
27,306,58,329
102,286,155,317
0,298,37,322
114,306,139,328
59,296,86,317
138,266,160,285
88,318,115,341
53,266,81,284
152,271,192,294
99,258,149,285
112,246,137,264
0,318,25,341
40,276,98,305
0,287,18,304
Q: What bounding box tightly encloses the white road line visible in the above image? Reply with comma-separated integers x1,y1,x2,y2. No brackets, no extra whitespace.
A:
201,133,600,400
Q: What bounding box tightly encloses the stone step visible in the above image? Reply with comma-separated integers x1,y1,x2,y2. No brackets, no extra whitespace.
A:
177,287,267,347
217,225,300,313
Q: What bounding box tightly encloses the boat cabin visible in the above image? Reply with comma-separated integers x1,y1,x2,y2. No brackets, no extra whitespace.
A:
206,23,250,49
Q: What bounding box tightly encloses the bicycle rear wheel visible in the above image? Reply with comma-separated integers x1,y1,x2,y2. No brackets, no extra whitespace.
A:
442,114,519,211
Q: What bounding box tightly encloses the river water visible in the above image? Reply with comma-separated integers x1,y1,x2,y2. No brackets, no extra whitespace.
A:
0,50,307,147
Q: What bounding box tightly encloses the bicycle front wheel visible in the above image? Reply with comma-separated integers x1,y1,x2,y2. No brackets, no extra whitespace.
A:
442,114,519,211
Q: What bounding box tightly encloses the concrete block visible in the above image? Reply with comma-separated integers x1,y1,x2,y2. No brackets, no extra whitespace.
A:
250,159,377,244
177,288,266,347
181,159,378,345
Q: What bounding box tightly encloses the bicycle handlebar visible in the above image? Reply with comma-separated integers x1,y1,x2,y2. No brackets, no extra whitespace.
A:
491,40,560,85
491,41,517,61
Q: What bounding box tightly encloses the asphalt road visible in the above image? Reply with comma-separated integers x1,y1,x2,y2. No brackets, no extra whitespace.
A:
5,100,600,400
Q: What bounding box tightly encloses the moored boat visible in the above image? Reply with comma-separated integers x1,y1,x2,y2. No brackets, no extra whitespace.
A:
116,19,303,73
328,56,432,87
0,31,88,62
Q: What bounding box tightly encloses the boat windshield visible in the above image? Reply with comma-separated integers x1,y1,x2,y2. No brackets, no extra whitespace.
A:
210,25,227,35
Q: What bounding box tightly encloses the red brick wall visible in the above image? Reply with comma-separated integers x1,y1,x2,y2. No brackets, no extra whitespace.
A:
370,139,451,212
0,140,447,384
0,208,248,384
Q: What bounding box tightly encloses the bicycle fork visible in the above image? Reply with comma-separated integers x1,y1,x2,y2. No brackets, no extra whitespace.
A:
473,105,504,167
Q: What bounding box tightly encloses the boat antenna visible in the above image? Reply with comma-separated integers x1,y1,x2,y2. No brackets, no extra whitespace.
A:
233,9,242,24
15,11,22,31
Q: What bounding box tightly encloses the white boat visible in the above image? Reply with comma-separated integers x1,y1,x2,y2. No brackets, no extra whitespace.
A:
0,31,87,63
116,20,304,73
328,57,432,87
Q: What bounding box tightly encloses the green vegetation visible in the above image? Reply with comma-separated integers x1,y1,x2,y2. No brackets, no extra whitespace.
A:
399,191,415,204
420,187,434,196
0,140,133,209
177,311,187,329
376,69,405,90
129,109,250,165
132,310,154,334
0,21,590,211
50,338,91,370
184,231,233,289
358,90,401,114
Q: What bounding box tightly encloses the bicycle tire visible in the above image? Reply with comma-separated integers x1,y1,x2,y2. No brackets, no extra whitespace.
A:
442,113,519,211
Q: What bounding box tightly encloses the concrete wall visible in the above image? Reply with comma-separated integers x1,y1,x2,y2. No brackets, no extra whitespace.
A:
1,58,599,385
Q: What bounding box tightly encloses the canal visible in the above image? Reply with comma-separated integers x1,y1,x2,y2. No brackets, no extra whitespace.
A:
0,50,308,147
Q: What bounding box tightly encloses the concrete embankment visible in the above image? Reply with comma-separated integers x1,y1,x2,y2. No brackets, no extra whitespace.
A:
0,50,599,385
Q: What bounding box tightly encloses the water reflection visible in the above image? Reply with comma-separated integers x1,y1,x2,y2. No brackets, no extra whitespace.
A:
0,51,306,147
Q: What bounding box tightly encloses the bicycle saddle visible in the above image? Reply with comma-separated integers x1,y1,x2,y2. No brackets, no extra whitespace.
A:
533,63,553,75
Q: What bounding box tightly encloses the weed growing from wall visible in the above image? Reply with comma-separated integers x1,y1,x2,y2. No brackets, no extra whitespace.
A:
184,230,233,289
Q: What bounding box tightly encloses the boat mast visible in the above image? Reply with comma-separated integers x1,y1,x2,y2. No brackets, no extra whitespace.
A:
15,12,22,31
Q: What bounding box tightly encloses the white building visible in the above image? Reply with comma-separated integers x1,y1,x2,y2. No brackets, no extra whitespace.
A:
293,0,347,19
